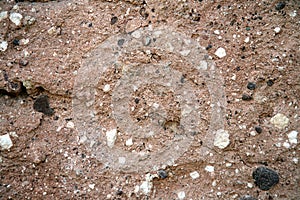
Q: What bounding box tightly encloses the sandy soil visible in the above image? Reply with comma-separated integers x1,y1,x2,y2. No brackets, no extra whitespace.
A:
0,0,299,199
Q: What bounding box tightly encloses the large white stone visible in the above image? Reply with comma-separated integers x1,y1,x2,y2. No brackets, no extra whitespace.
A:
288,130,298,144
270,113,289,129
214,129,230,149
140,173,154,195
214,47,226,58
106,129,117,148
0,41,8,52
0,134,13,150
9,12,23,26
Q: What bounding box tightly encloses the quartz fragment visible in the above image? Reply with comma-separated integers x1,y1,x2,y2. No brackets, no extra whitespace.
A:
270,113,289,129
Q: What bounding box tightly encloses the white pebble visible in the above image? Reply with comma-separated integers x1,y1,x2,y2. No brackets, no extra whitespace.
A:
283,142,290,149
9,12,23,26
214,47,226,58
125,138,133,146
189,171,200,179
88,184,95,189
197,60,208,70
214,129,230,149
292,157,298,164
247,182,253,188
274,27,281,34
20,38,29,45
140,173,153,195
214,30,220,35
0,41,8,52
66,121,75,129
0,134,13,150
205,165,214,173
177,191,186,199
103,84,111,92
0,11,8,22
132,30,141,38
289,10,297,17
288,130,298,144
225,163,232,167
270,113,289,129
244,37,250,43
106,129,117,148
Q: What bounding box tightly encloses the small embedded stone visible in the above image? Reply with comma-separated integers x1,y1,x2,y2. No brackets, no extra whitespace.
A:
242,94,252,101
270,113,289,129
275,2,286,11
253,166,279,191
111,16,118,25
239,195,257,200
9,12,23,26
158,169,168,179
247,82,256,90
0,134,13,150
214,47,226,58
254,126,262,134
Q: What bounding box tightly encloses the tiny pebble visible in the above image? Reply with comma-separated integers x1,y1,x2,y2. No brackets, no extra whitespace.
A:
214,47,226,58
189,171,200,179
0,11,8,22
214,129,230,149
239,195,257,200
0,134,13,150
255,126,262,134
205,165,214,172
267,80,274,86
244,37,250,43
9,12,23,26
287,130,298,144
274,27,281,34
177,191,185,200
103,84,111,92
106,129,117,148
206,44,212,50
158,169,168,179
111,16,118,25
247,82,256,90
242,94,252,101
252,166,279,191
125,138,133,146
0,41,8,52
275,2,286,11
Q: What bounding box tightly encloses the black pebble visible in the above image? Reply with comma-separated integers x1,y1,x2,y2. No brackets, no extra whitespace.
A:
275,2,286,11
239,195,257,200
253,166,279,191
13,39,20,46
255,126,262,134
206,44,213,50
158,169,168,179
116,189,123,195
242,94,252,101
134,98,140,104
111,16,118,25
117,39,125,47
267,80,274,86
33,95,54,116
247,82,256,90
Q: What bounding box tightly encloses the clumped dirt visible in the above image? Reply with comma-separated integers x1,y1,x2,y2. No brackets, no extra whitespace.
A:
0,0,299,199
